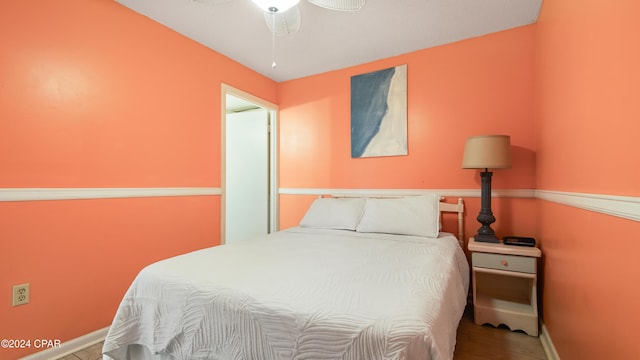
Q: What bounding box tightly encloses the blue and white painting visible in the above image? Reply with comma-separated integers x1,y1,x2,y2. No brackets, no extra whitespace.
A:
351,64,407,158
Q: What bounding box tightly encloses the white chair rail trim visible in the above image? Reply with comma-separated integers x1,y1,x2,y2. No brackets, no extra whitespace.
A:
1,188,637,223
278,188,535,198
0,188,221,202
536,190,640,222
279,188,640,223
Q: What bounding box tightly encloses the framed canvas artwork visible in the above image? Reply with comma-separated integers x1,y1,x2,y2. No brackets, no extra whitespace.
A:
351,64,407,158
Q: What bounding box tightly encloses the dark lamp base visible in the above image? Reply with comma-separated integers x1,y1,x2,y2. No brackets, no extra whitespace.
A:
474,233,499,243
473,169,500,244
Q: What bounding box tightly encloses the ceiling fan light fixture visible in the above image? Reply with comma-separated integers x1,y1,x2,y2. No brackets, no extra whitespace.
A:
308,0,366,11
251,0,300,13
265,6,301,36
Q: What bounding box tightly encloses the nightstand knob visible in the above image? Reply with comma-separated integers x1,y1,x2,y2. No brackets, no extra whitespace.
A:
501,259,509,267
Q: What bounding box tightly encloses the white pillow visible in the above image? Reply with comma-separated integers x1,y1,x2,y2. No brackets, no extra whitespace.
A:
356,194,440,238
300,197,366,230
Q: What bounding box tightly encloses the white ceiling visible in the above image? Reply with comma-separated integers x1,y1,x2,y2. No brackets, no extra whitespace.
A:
115,0,542,82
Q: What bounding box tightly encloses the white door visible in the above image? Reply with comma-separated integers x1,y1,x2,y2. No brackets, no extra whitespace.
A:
225,108,269,243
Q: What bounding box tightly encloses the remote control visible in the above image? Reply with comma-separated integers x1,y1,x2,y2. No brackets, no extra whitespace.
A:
503,236,536,247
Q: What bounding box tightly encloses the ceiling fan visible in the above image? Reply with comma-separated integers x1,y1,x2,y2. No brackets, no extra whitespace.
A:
195,0,366,37
194,0,365,69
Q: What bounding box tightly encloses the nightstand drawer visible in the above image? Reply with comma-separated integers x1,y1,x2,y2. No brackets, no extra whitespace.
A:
472,252,536,274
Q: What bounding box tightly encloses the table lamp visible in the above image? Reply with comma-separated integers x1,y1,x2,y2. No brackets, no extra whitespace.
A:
462,135,511,243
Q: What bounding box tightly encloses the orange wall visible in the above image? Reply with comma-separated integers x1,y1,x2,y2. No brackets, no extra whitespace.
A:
277,26,538,241
5,0,638,358
536,0,640,196
536,0,640,358
0,0,276,358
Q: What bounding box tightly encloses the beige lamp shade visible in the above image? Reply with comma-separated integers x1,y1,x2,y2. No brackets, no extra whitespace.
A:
462,135,511,169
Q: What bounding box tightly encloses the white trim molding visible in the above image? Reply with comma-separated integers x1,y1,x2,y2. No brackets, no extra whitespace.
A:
536,190,640,222
540,322,561,360
20,326,109,360
278,188,535,198
5,187,636,223
279,188,640,222
0,188,221,202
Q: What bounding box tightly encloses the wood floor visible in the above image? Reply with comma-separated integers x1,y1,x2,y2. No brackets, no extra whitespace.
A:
454,307,547,360
57,341,102,360
58,307,547,360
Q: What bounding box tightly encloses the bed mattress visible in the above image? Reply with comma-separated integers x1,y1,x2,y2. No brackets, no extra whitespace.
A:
103,227,469,360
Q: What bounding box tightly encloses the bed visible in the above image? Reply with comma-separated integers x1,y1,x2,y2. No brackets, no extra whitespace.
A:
103,194,469,360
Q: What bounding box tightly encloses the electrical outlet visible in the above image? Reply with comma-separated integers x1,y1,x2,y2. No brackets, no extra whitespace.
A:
12,283,30,306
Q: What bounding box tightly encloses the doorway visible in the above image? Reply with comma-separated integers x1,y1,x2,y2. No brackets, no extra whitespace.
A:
221,84,278,244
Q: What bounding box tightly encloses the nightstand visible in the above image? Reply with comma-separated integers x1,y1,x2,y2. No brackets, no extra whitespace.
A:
468,237,542,336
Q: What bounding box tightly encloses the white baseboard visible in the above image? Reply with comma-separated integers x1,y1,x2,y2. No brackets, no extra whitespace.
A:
540,322,560,360
20,327,109,360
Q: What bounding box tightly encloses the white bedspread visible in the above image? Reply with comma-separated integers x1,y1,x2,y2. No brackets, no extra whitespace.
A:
103,228,469,360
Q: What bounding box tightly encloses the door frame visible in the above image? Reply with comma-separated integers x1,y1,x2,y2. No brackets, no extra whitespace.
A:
221,84,279,244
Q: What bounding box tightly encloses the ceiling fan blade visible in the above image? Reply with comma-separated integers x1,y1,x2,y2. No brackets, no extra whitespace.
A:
307,0,365,11
263,5,301,36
